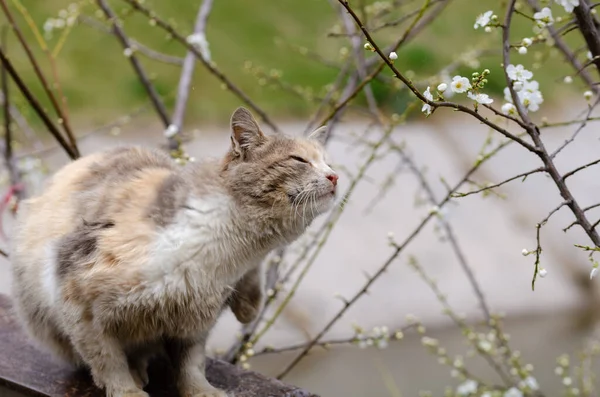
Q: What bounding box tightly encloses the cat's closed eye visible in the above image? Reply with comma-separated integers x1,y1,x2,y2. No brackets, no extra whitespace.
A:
289,155,309,164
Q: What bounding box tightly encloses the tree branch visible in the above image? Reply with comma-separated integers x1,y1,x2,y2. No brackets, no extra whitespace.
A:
171,0,214,148
121,0,281,134
0,48,77,159
96,0,172,132
0,0,79,158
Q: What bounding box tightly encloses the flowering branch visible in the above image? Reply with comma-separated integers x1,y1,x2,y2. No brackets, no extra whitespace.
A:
337,0,538,152
276,134,519,380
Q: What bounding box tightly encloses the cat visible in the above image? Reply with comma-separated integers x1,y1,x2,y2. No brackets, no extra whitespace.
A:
10,107,338,397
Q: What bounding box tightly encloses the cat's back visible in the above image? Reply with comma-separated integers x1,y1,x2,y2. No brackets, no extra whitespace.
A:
12,146,180,275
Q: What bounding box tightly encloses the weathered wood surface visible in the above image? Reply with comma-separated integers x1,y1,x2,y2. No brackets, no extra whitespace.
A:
0,294,317,397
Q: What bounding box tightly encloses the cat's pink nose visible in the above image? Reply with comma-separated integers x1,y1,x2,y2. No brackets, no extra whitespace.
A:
326,173,338,186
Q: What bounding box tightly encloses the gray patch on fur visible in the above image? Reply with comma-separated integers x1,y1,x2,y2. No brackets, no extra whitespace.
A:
56,220,114,278
147,173,189,227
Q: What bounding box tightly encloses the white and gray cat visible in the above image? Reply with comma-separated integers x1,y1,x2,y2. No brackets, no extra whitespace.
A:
10,107,338,397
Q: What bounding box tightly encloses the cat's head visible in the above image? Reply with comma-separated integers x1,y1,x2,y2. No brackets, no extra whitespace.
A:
223,107,338,225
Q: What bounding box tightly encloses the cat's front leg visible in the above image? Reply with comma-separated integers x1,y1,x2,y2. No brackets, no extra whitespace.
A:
70,321,147,397
228,263,264,324
165,335,228,397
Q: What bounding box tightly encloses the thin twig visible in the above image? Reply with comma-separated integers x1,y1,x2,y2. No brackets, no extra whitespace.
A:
0,0,79,158
532,201,572,290
96,0,171,132
453,167,546,198
0,48,77,159
255,324,416,356
77,15,184,66
391,143,493,321
562,158,600,180
276,135,519,379
551,96,600,158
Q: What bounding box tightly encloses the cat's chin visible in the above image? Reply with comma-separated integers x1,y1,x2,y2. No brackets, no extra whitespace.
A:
313,191,337,214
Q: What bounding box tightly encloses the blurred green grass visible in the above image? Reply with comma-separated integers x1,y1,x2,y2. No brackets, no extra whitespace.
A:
6,0,584,130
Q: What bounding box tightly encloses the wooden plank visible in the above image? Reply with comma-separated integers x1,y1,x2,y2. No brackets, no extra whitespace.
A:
0,294,317,397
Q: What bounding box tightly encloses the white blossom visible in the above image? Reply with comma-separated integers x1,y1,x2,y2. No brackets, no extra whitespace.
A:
422,86,433,116
584,90,593,101
513,81,524,91
591,267,598,279
522,37,533,46
539,268,548,278
521,248,529,256
506,64,533,82
437,82,448,92
523,376,539,390
533,7,554,27
478,339,492,352
564,76,573,83
563,377,573,386
43,19,55,33
123,47,133,57
587,51,593,60
518,46,528,55
484,26,492,33
504,388,523,397
450,75,472,93
555,0,580,13
504,79,543,112
502,103,517,115
389,51,398,60
456,379,478,395
164,124,179,138
467,91,494,104
474,10,494,29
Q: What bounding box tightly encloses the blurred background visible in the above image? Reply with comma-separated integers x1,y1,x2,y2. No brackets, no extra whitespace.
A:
0,0,600,396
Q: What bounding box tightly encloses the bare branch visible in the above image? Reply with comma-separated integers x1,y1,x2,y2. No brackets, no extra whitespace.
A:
0,47,77,159
562,158,600,180
121,0,281,134
171,0,214,147
96,0,172,133
77,15,184,66
0,0,79,158
453,167,546,198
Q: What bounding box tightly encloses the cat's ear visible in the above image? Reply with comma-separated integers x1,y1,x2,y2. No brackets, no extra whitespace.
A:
308,125,328,146
230,107,265,157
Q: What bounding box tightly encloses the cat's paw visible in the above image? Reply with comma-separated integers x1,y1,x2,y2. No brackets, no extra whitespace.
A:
232,302,259,324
